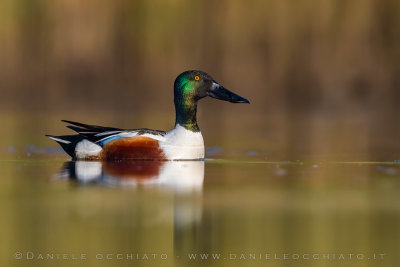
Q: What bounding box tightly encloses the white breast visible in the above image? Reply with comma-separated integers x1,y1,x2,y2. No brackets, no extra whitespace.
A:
160,125,205,160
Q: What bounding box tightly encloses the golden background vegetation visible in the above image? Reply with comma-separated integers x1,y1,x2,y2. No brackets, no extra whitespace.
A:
0,0,399,158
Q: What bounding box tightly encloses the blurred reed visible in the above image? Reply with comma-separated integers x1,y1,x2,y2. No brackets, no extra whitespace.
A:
0,0,399,115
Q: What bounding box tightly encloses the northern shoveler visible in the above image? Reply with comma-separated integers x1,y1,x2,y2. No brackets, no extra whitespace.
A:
47,70,250,160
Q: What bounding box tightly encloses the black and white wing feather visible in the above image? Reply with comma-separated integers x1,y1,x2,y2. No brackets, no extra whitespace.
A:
62,120,166,144
62,120,125,144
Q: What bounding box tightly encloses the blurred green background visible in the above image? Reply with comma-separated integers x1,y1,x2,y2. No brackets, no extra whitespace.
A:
1,0,400,159
1,1,400,267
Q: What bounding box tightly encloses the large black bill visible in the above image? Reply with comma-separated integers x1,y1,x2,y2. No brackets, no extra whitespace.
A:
208,83,250,104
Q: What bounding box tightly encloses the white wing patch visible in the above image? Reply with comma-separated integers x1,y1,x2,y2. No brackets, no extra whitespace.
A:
97,131,165,144
47,136,71,144
95,131,123,137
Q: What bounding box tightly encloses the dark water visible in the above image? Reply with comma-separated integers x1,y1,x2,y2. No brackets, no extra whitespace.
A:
1,148,399,267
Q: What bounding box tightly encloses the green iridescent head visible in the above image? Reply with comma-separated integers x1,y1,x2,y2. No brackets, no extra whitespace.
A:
174,70,250,131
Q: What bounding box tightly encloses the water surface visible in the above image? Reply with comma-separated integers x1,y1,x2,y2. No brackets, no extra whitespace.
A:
0,149,399,267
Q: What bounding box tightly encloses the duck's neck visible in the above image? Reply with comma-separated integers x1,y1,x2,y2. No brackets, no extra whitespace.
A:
174,97,200,132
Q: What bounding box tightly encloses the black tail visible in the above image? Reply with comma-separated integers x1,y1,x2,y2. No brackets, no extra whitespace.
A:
45,134,84,158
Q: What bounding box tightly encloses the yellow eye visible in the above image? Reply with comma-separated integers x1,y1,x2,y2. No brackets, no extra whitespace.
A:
194,76,200,81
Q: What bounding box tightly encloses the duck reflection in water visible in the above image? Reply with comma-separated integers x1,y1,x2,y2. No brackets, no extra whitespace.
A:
58,160,206,253
60,160,204,191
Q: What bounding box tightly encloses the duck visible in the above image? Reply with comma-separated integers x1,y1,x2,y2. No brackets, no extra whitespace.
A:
47,70,250,160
